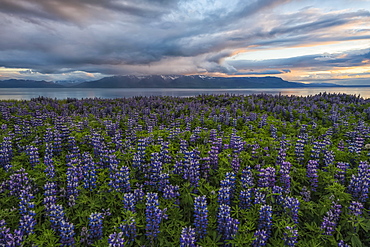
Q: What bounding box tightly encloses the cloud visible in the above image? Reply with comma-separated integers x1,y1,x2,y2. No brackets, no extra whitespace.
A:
228,49,370,70
0,0,174,24
231,69,291,75
0,0,369,82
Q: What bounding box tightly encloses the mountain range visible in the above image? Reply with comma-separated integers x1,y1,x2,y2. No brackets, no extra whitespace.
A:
0,75,342,88
0,79,65,88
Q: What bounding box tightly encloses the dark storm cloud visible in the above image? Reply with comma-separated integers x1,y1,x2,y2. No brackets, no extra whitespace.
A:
0,0,174,23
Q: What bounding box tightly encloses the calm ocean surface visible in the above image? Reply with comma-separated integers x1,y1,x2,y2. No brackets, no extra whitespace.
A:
0,87,370,100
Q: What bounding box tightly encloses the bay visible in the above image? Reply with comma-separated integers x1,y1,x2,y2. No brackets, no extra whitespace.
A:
0,87,370,100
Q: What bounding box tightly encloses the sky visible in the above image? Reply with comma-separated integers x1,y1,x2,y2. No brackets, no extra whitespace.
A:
0,0,369,85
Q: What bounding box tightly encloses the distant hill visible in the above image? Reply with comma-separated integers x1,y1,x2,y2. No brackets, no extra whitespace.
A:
0,76,344,88
72,75,320,88
0,79,64,88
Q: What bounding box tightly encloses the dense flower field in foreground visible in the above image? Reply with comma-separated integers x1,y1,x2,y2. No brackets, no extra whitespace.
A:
0,93,370,246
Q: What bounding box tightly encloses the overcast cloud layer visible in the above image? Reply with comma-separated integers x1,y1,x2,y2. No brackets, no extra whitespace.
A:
0,0,369,84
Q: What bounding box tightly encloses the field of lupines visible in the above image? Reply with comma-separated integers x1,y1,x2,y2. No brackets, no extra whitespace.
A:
0,93,370,247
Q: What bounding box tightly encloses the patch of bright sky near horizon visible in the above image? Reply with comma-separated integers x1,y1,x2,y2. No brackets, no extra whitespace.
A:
230,41,370,61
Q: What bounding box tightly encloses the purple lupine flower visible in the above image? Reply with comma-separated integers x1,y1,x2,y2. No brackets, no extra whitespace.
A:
337,141,345,151
231,154,240,174
355,137,364,154
270,124,278,139
3,230,24,247
180,227,197,247
46,204,65,232
295,139,305,162
46,202,75,246
53,130,62,155
159,141,172,164
0,220,24,246
252,229,269,247
109,160,131,193
258,167,276,188
162,184,180,200
257,205,273,235
323,150,335,168
231,136,244,154
43,128,53,143
300,186,311,202
284,197,300,224
43,195,57,209
348,161,370,202
18,191,35,216
145,192,167,243
180,139,188,153
218,187,231,206
112,131,123,150
251,144,260,160
66,166,79,207
258,114,268,128
91,132,104,159
108,232,125,247
25,145,40,167
88,212,104,243
123,193,137,212
132,138,147,170
43,182,58,208
241,166,254,189
335,162,350,184
119,217,136,244
133,185,145,203
349,201,364,217
44,181,58,197
19,214,36,236
208,144,219,171
0,137,12,171
200,156,211,180
8,168,31,197
306,160,319,191
17,190,36,236
283,226,298,246
44,154,56,179
217,204,239,243
59,220,75,246
254,189,267,205
276,148,287,166
209,129,217,142
218,172,236,206
221,172,236,197
182,150,200,189
239,188,254,209
310,142,321,160
272,186,285,205
338,240,351,247
145,152,165,189
321,201,342,235
82,152,97,191
279,161,292,192
348,200,364,232
194,195,208,240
